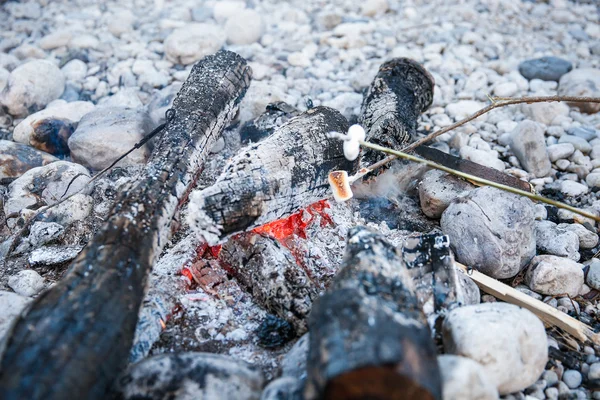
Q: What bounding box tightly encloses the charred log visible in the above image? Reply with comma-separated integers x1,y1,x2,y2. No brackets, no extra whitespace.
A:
359,58,435,164
240,101,300,144
0,51,252,400
219,232,319,334
305,226,442,400
114,352,264,400
187,106,358,245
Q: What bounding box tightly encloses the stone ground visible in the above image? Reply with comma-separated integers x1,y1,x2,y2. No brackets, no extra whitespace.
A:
1,0,600,399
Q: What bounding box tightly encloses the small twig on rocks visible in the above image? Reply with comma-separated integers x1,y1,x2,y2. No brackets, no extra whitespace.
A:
357,95,600,180
358,139,600,222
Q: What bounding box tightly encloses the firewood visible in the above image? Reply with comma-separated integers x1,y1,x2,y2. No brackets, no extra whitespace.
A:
0,50,252,400
187,106,358,245
305,226,442,400
219,232,319,334
359,57,435,165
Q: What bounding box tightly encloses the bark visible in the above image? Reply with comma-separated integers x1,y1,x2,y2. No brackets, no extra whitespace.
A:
305,226,442,400
187,106,358,245
219,232,319,334
0,50,252,400
359,58,435,164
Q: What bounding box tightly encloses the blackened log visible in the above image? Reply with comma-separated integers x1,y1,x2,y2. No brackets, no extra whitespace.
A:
0,51,252,400
219,232,319,334
305,226,442,400
240,101,300,144
187,106,358,245
114,352,264,400
359,58,435,164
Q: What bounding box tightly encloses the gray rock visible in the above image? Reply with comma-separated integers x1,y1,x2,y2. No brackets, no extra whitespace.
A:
457,270,481,306
68,107,154,170
522,102,569,126
0,67,8,92
39,30,73,50
441,187,536,279
547,143,575,162
0,291,30,341
542,370,559,387
281,333,309,381
588,173,600,188
225,10,264,45
438,355,498,400
146,83,182,126
558,69,600,114
443,303,547,395
28,245,83,266
515,284,543,300
260,377,303,400
61,59,88,82
525,255,584,297
562,370,582,389
191,7,213,22
37,193,94,226
535,220,580,261
0,60,65,117
545,387,559,400
164,23,225,65
588,363,600,380
0,140,58,182
510,120,551,177
98,88,144,109
560,223,598,249
518,57,573,82
568,126,598,142
560,180,589,197
558,135,592,153
8,270,45,297
585,259,600,290
28,221,64,247
418,169,475,219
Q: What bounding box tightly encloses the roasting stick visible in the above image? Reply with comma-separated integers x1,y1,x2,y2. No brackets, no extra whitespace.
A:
454,262,600,345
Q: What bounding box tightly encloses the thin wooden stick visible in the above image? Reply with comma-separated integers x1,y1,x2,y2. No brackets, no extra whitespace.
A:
358,140,600,222
355,95,600,180
455,261,600,345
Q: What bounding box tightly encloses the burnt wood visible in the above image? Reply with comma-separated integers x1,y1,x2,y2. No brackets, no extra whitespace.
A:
0,51,252,400
359,58,435,164
219,232,319,334
305,226,442,400
187,106,359,245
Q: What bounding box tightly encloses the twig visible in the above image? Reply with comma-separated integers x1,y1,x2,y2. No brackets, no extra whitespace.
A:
354,95,600,180
358,139,600,222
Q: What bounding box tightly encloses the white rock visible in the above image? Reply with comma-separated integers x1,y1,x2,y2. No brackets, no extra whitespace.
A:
0,67,8,92
0,60,65,117
361,0,388,16
558,69,600,114
560,223,598,249
418,169,474,219
460,146,505,171
525,255,584,297
522,102,569,126
446,100,486,121
535,220,580,261
585,259,600,290
588,363,600,380
494,82,518,97
107,10,135,37
98,88,144,109
225,9,263,45
39,30,73,50
510,120,551,177
68,107,154,170
324,92,363,120
69,34,99,49
213,1,246,22
29,245,83,266
28,221,64,247
560,180,588,197
287,52,311,68
61,59,88,82
164,24,225,65
238,81,292,122
443,303,547,395
464,70,488,92
558,135,592,153
496,120,518,134
438,355,498,400
8,270,45,297
0,291,30,341
37,193,93,226
547,143,575,162
587,173,600,188
562,370,582,389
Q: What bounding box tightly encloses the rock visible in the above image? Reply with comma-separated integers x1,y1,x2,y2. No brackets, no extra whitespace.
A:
459,146,505,171
562,370,582,389
0,60,65,117
164,24,225,65
4,161,90,227
225,10,263,45
69,34,99,50
28,245,83,266
61,59,88,82
558,135,592,153
438,355,498,400
28,221,64,247
39,30,73,50
588,363,600,380
213,1,246,22
418,169,475,218
560,223,598,249
0,291,30,341
13,100,95,155
518,57,573,82
568,126,598,142
493,82,518,97
361,0,389,16
510,120,551,177
98,88,144,109
441,187,536,279
522,102,569,126
535,220,580,261
560,180,588,197
281,334,309,381
238,81,292,122
0,140,58,182
37,193,93,226
8,270,45,297
558,69,600,114
585,259,600,290
146,83,182,126
260,377,303,400
443,303,547,395
543,370,559,387
68,107,154,170
323,92,363,120
446,100,486,121
547,143,575,162
457,271,481,305
525,255,584,297
107,10,135,37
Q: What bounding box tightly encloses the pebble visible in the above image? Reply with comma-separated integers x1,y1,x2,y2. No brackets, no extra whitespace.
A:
585,259,600,291
588,363,600,380
443,303,548,395
213,1,246,22
146,83,182,126
525,255,584,297
558,135,592,153
418,169,475,219
39,30,73,50
238,81,292,122
522,102,569,126
225,10,264,45
0,60,65,117
0,291,30,340
446,100,486,121
535,220,580,261
438,355,498,400
61,59,88,82
98,88,144,109
0,140,58,181
510,120,551,177
68,107,154,170
37,193,93,226
459,146,505,171
281,333,309,381
568,126,598,142
494,82,518,97
547,143,575,162
562,370,582,389
560,180,588,197
8,270,45,297
27,221,64,248
164,24,225,65
441,187,536,279
558,69,600,114
361,0,389,16
560,223,598,249
28,245,83,266
518,56,573,82
542,370,559,387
